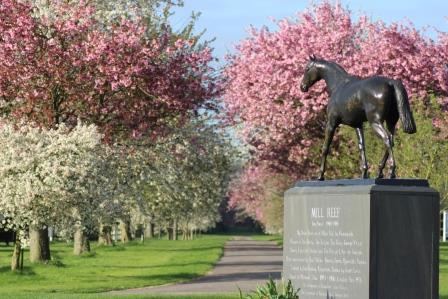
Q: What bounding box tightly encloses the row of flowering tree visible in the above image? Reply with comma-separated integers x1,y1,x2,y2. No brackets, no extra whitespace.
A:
137,117,238,241
223,2,448,230
0,0,224,268
0,117,235,269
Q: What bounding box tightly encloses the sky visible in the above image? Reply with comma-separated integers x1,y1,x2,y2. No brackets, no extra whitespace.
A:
171,0,448,62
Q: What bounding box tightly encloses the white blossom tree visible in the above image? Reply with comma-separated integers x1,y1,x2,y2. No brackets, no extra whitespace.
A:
0,122,109,268
135,117,238,240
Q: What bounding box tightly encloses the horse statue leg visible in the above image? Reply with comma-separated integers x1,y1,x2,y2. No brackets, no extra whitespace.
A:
371,120,397,179
318,119,337,181
377,151,389,179
376,118,397,178
355,126,369,179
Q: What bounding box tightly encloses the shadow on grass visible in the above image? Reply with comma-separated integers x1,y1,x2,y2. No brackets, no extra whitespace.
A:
99,261,215,269
225,245,280,252
109,260,282,269
104,272,200,290
218,260,282,267
12,267,37,276
0,266,36,276
30,251,65,268
49,260,66,268
0,294,241,299
229,254,281,257
189,271,281,283
79,252,97,258
128,272,199,282
96,245,126,251
156,246,222,252
111,270,281,286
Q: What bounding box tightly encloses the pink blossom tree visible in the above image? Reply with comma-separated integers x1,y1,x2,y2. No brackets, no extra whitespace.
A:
228,163,292,231
0,0,216,140
0,0,216,261
223,2,448,225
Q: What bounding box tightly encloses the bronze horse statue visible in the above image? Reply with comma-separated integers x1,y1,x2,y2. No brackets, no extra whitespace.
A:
300,55,416,180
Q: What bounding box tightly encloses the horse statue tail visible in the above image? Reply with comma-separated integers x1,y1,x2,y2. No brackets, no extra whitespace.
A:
390,80,416,134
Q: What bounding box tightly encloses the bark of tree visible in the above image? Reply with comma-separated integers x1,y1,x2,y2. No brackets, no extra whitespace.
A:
173,219,178,241
167,227,173,240
29,227,51,263
120,220,132,243
11,234,21,271
144,220,154,240
182,222,189,240
73,227,90,255
98,223,113,246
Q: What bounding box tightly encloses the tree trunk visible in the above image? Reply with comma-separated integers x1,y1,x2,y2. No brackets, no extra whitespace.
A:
167,227,173,240
29,227,51,263
98,223,113,246
144,221,154,240
183,222,189,240
173,219,178,241
73,227,90,255
120,220,132,243
11,234,21,271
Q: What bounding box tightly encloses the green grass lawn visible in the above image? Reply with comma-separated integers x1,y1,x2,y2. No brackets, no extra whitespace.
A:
441,242,448,299
250,234,283,247
0,235,230,298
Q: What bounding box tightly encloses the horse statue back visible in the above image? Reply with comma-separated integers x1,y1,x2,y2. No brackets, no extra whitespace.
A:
300,55,416,180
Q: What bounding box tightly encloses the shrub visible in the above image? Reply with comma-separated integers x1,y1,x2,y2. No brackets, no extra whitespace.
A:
239,278,300,299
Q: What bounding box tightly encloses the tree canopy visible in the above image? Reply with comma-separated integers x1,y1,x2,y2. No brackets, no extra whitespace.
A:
223,2,448,229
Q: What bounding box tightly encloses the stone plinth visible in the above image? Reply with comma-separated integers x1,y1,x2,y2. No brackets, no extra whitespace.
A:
283,179,439,299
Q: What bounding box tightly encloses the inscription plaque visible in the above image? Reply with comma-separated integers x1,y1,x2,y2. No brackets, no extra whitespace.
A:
283,179,439,299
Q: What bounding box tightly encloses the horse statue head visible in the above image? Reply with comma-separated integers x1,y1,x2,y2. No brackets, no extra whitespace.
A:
300,54,320,92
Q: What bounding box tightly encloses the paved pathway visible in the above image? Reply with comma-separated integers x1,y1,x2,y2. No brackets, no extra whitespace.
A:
110,237,282,294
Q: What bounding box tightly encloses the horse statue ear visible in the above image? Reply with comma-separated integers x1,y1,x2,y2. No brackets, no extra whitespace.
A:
309,54,316,61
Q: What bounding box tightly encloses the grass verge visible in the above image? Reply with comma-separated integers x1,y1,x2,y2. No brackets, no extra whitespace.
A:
0,235,229,297
441,242,447,298
0,294,239,299
250,234,283,247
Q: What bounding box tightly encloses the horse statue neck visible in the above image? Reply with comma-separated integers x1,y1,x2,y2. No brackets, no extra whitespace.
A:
316,60,350,96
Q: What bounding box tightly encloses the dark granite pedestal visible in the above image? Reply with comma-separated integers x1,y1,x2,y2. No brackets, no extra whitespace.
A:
283,179,439,299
